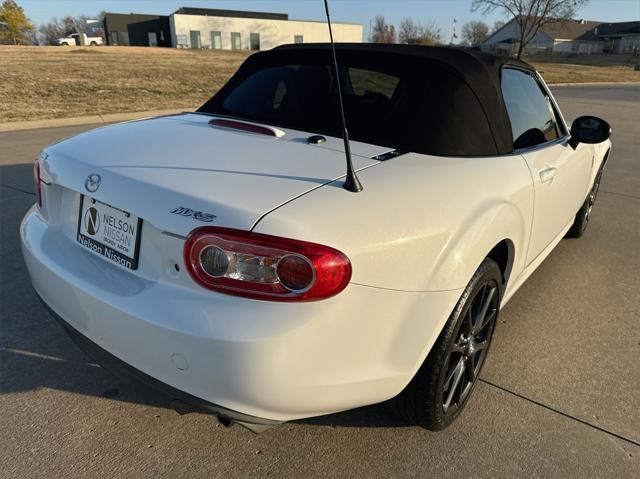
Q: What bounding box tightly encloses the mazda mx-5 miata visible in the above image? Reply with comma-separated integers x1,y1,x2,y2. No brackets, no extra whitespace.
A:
22,44,611,432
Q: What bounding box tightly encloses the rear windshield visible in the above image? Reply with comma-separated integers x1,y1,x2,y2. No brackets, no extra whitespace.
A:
198,51,495,157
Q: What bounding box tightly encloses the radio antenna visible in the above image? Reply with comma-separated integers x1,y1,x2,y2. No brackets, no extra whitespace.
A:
323,0,363,193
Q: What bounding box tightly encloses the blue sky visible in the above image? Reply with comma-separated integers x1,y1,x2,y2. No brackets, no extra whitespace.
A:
20,0,640,42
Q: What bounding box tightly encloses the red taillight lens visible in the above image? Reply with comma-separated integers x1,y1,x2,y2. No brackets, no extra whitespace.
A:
184,227,351,302
277,255,314,292
33,160,42,208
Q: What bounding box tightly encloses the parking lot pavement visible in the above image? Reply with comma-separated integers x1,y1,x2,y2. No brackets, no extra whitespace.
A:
1,86,639,478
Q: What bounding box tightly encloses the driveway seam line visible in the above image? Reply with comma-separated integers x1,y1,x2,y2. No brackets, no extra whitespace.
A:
0,183,34,196
479,378,640,448
599,189,640,201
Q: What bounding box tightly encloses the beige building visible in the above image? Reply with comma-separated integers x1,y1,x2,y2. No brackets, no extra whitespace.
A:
481,17,640,56
168,7,363,50
481,18,604,55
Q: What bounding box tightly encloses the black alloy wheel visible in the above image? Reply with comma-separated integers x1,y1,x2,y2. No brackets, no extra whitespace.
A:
394,258,502,430
441,280,499,415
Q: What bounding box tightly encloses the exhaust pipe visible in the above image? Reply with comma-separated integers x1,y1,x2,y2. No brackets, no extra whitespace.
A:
217,415,233,428
170,399,276,433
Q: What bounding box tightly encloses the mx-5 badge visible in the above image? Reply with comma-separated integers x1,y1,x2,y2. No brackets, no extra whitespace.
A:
170,206,216,222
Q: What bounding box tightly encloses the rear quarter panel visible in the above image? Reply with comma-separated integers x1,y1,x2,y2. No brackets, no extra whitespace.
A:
253,152,534,293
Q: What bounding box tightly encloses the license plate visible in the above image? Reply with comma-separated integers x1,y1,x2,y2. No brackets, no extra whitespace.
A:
77,195,142,270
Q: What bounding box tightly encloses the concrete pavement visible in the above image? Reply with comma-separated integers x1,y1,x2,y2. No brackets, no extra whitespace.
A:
0,85,638,477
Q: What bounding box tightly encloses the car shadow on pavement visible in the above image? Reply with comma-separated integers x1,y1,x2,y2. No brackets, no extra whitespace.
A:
296,401,408,428
1,313,407,428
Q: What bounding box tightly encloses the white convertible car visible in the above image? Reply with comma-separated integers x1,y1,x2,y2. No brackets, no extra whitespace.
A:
21,44,611,432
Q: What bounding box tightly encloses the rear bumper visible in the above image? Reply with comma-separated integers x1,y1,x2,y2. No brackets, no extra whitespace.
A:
41,298,279,433
21,206,463,422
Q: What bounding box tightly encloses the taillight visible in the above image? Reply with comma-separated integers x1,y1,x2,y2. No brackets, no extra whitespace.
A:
184,227,351,302
33,160,42,208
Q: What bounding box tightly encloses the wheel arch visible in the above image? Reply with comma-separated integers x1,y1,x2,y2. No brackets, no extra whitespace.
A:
486,239,515,288
423,200,527,292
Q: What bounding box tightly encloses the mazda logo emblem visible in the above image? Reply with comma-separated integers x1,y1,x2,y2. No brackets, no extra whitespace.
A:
85,174,101,193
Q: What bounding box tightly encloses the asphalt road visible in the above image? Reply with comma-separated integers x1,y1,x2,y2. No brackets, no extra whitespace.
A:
1,85,639,478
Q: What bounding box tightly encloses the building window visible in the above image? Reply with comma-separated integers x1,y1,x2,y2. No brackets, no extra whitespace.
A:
177,34,188,48
250,33,260,51
294,35,303,44
231,32,242,50
211,31,222,49
119,32,130,46
190,30,201,49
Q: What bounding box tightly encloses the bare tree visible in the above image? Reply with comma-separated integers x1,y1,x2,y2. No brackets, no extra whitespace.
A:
398,18,442,45
74,14,91,32
61,16,76,35
38,18,66,45
461,20,490,46
37,16,77,44
370,15,396,43
492,20,506,32
370,15,386,42
414,20,442,46
398,18,421,44
38,13,105,44
94,11,107,41
472,0,589,59
385,25,396,44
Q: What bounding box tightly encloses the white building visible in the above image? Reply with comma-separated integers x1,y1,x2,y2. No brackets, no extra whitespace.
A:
481,17,606,55
169,7,363,50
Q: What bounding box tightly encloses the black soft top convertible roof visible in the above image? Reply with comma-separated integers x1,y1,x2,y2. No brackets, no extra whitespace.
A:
277,44,535,155
276,42,534,79
199,44,537,156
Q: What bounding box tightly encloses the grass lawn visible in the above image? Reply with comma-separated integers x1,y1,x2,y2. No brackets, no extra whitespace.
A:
527,53,640,84
0,46,249,123
1,46,638,123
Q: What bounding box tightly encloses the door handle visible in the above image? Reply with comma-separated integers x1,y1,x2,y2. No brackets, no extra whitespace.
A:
539,166,558,184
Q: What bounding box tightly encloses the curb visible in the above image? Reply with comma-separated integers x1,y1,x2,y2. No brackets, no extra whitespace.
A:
0,108,197,133
549,81,640,87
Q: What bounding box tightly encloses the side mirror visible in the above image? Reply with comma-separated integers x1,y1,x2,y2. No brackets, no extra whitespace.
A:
569,116,611,148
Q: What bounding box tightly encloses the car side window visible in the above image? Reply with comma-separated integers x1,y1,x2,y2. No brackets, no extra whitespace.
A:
501,68,560,150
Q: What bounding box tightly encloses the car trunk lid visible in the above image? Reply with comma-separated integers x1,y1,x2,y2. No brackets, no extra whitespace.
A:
44,113,389,236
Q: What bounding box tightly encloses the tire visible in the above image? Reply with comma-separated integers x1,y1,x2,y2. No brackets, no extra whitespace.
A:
90,41,97,46
566,163,605,238
394,258,502,431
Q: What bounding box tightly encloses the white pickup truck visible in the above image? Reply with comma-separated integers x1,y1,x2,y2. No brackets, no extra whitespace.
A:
57,33,103,46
